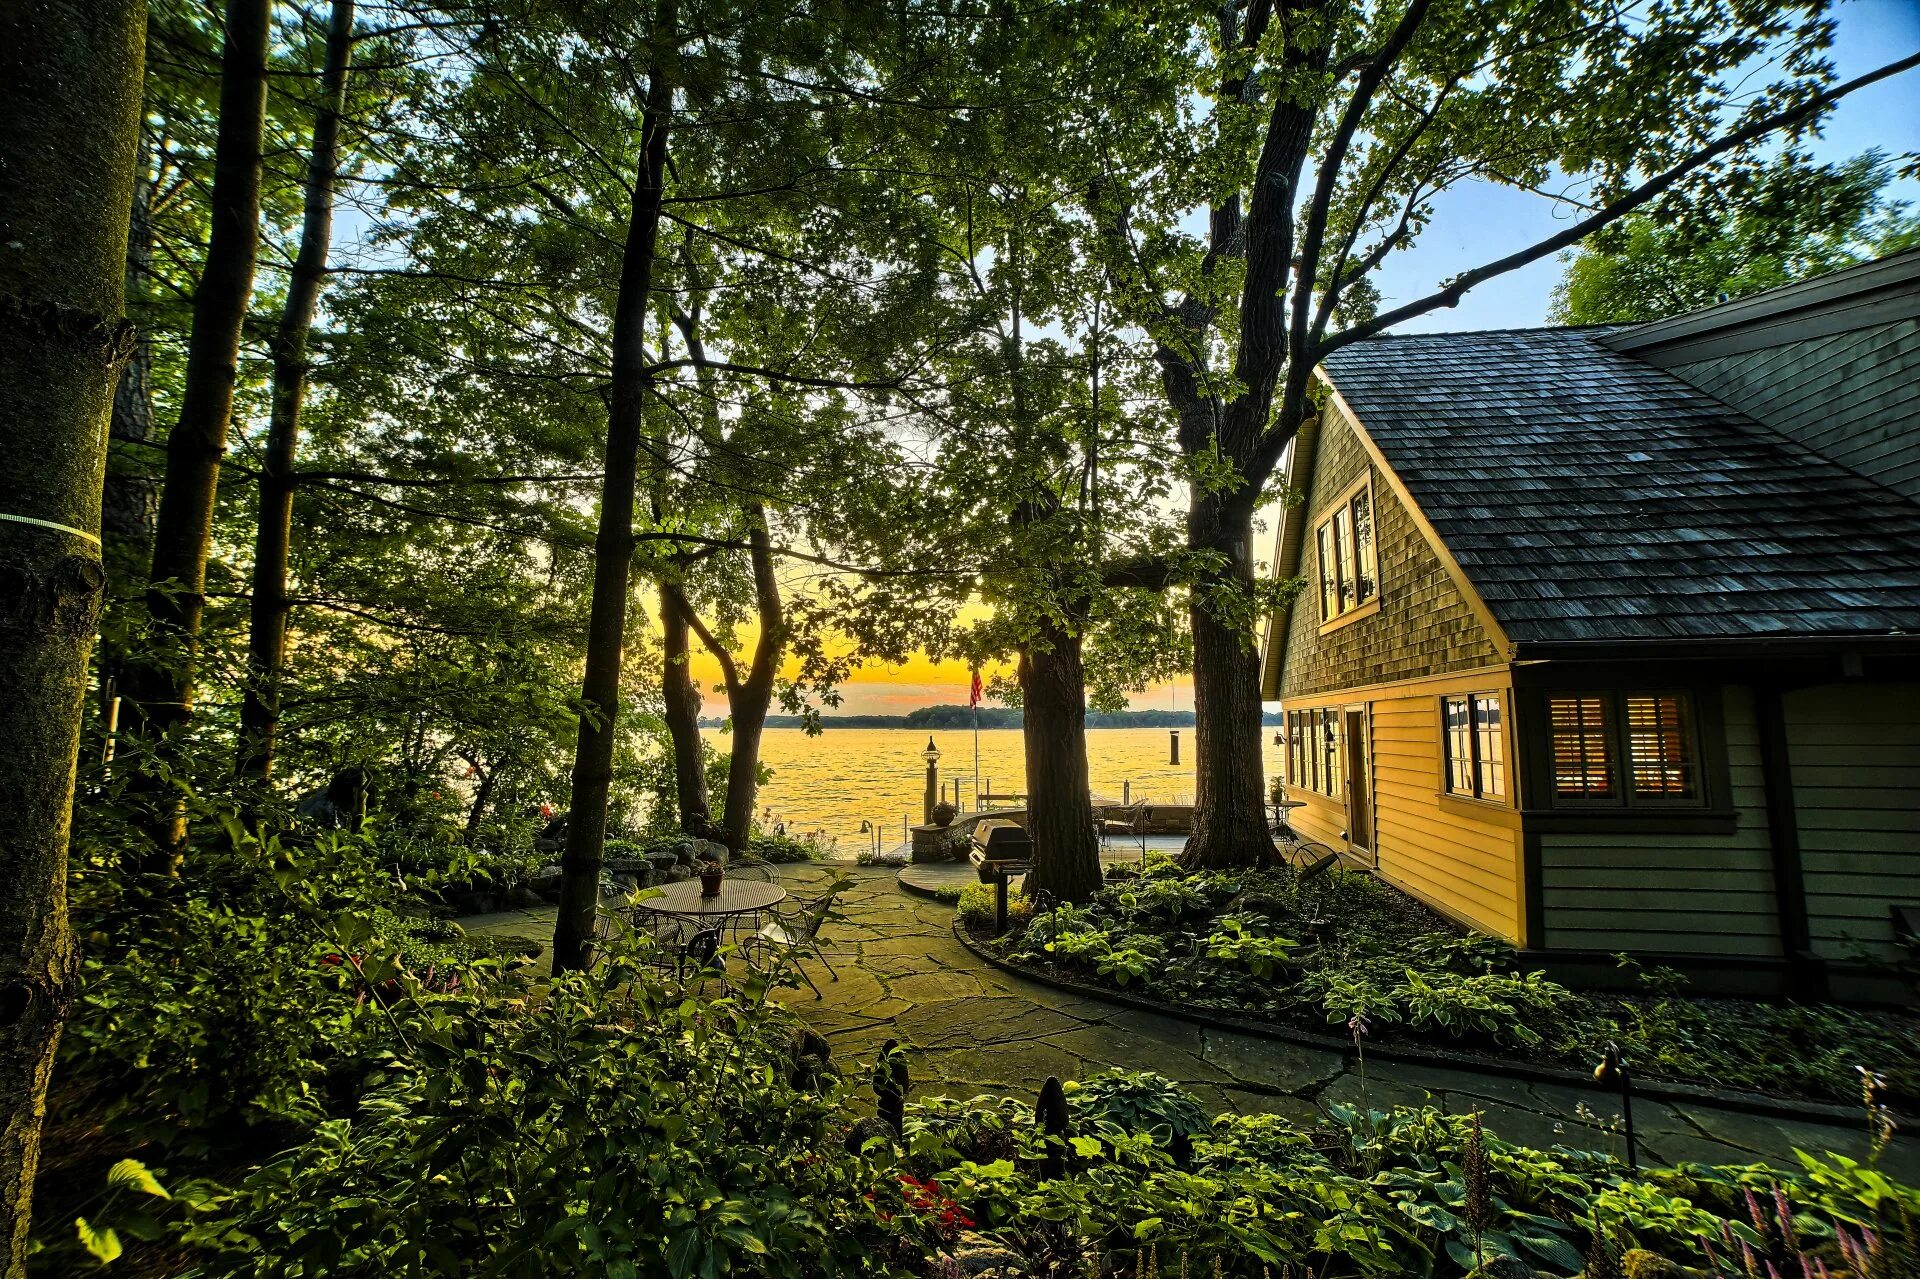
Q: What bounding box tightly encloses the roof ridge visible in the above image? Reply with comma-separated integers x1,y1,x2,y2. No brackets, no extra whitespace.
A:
1326,322,1632,343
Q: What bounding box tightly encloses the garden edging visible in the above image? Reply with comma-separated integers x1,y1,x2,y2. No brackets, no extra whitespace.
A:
949,917,1900,1133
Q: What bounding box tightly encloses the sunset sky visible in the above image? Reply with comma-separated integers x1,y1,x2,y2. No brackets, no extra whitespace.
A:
709,1,1920,717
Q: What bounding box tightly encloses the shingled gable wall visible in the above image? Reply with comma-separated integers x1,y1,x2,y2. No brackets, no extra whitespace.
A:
1278,405,1501,701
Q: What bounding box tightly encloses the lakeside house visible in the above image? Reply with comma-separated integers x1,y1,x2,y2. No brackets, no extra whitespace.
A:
1261,250,1920,1001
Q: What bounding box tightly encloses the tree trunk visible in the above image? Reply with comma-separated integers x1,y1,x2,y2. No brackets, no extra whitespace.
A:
101,129,159,554
463,763,495,845
659,580,711,835
1019,619,1102,903
552,37,674,974
0,0,143,1268
1180,498,1271,869
118,0,271,864
718,511,784,852
98,130,158,742
237,0,353,807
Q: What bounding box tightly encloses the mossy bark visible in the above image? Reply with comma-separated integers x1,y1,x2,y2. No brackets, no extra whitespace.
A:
118,0,270,863
237,0,354,805
0,0,144,1269
552,30,675,974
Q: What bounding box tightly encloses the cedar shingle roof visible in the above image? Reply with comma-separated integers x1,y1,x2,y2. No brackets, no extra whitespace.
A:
1318,326,1920,645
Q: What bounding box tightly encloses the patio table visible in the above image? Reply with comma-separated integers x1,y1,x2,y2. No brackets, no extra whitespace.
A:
633,877,786,931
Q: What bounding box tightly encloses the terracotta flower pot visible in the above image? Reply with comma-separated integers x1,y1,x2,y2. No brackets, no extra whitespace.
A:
699,865,724,898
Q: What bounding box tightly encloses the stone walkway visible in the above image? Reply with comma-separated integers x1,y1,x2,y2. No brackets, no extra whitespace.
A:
464,863,1916,1178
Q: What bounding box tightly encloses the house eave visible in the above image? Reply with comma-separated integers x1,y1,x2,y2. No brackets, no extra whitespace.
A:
1509,633,1920,663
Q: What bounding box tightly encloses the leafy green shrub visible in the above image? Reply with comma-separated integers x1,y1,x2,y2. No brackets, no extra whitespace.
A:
62,821,433,1137
1295,964,1401,1027
957,883,1033,933
1094,936,1165,987
889,1072,1920,1279
1204,916,1298,979
979,857,1920,1104
1066,1070,1211,1145
1018,902,1093,946
1393,968,1568,1048
1111,874,1214,923
750,831,827,863
176,939,929,1276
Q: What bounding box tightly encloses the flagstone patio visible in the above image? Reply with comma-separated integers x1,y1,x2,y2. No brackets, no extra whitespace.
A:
464,862,1917,1178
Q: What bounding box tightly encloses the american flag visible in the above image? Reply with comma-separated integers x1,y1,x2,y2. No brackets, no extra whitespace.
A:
969,667,982,707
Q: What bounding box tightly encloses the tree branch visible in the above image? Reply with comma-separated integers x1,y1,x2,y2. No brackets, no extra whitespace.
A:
1321,51,1920,354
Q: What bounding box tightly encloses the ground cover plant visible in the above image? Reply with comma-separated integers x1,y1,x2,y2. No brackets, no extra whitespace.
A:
901,1069,1919,1278
961,858,1920,1108
38,817,1920,1278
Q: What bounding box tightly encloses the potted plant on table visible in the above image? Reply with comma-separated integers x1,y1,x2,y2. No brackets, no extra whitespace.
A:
698,857,725,899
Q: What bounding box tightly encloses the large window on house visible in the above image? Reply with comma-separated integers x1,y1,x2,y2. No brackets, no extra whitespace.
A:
1546,692,1700,805
1284,708,1344,797
1315,482,1377,623
1442,693,1505,801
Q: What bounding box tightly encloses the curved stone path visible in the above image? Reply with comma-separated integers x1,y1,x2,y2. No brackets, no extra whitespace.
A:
464,863,1916,1177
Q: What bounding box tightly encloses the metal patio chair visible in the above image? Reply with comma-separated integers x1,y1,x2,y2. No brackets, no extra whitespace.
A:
747,888,839,998
1099,800,1154,859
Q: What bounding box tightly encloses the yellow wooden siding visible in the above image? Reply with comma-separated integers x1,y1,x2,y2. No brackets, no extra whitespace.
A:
1281,677,1523,943
1372,692,1523,942
1537,684,1780,957
1784,682,1920,961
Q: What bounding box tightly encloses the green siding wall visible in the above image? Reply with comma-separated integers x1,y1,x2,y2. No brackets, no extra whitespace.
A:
1665,316,1920,501
1785,682,1920,962
1278,408,1500,700
1538,685,1781,957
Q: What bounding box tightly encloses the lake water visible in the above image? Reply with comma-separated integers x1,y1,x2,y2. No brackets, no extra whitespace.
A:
746,726,1281,857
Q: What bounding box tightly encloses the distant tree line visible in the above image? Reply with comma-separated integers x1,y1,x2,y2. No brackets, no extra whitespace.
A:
704,705,1291,730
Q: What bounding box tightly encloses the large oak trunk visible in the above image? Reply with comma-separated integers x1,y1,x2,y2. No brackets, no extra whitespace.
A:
238,0,353,805
1019,620,1101,903
551,44,674,974
1180,501,1271,869
0,0,143,1266
118,0,271,862
659,582,712,835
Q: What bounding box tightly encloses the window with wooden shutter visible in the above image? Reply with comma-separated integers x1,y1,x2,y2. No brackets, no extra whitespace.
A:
1549,695,1614,800
1625,694,1697,799
1546,691,1703,807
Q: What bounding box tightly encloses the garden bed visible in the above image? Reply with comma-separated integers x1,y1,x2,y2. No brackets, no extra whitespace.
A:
956,857,1920,1111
